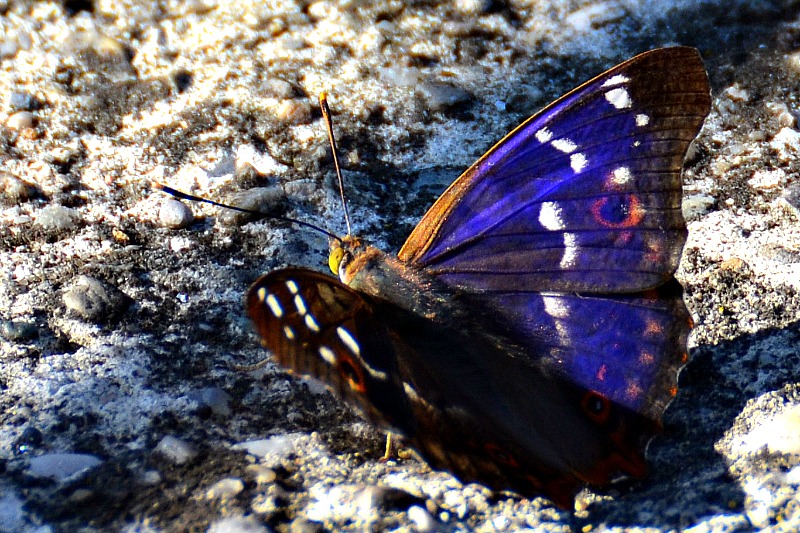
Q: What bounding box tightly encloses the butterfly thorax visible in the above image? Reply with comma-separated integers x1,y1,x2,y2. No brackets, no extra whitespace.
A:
330,235,459,322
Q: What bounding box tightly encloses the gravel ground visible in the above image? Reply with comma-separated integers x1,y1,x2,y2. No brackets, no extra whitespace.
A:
1,0,799,531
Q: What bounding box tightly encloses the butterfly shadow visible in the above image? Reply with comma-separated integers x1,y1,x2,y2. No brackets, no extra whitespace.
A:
578,318,800,529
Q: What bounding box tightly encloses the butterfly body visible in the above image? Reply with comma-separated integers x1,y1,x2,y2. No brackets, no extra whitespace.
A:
245,47,710,508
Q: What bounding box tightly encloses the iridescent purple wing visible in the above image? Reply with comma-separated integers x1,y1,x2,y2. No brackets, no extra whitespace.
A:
474,280,691,416
398,47,710,294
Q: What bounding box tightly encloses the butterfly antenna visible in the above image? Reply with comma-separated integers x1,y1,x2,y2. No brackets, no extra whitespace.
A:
319,92,352,236
154,184,343,244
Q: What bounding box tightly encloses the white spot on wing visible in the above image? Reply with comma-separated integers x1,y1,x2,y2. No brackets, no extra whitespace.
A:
551,138,577,153
570,153,588,173
535,127,553,143
635,113,650,126
542,294,571,345
611,166,633,186
283,325,295,340
605,87,632,109
336,326,360,356
256,287,267,301
542,294,570,318
265,294,284,318
403,382,420,401
601,74,629,87
285,280,299,294
539,202,565,230
293,294,307,315
319,345,337,365
305,313,320,333
560,233,578,269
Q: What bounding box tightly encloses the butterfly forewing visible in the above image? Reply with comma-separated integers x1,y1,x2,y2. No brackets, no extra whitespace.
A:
246,269,415,431
398,47,710,294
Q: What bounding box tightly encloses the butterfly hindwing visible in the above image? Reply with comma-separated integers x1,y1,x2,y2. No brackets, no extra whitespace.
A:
475,279,691,420
398,47,710,294
247,268,659,507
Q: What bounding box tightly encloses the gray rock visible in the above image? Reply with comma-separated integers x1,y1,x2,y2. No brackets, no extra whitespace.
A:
62,275,131,322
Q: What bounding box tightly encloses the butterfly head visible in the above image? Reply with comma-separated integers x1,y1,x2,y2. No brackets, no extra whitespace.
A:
328,235,368,282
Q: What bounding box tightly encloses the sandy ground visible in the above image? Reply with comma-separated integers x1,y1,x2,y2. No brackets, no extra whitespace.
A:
1,0,799,531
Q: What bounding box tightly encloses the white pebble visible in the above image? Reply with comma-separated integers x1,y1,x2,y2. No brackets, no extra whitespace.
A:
27,453,102,482
207,515,270,533
770,127,800,161
159,199,194,229
188,387,232,417
35,205,80,231
724,84,749,102
153,435,198,465
5,111,36,131
205,478,245,501
408,505,437,531
233,433,302,459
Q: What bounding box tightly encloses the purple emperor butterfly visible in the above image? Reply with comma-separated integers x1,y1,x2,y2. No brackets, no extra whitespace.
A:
246,47,710,508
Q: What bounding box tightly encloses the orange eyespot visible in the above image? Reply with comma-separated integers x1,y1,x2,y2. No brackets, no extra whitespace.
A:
591,194,643,228
338,356,366,394
581,391,612,425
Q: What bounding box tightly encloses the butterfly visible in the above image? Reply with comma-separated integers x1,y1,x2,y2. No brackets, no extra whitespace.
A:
244,47,711,509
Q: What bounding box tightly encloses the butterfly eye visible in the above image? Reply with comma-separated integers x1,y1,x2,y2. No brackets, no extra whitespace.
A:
328,246,345,275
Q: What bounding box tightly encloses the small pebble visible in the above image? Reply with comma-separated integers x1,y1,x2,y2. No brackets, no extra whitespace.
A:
408,504,438,532
35,205,81,231
272,99,312,125
5,111,37,136
0,320,38,342
92,35,132,65
782,181,800,212
27,453,102,482
748,169,785,190
187,387,232,417
137,470,163,486
265,78,295,99
63,275,131,323
15,426,43,453
417,82,473,112
682,193,716,220
8,91,43,112
245,464,277,486
453,0,491,15
207,516,270,533
205,477,245,501
169,236,193,252
770,127,800,161
288,518,325,533
0,172,39,204
357,485,425,512
0,38,19,59
766,101,796,128
218,187,285,226
234,433,303,460
173,69,193,92
724,84,749,102
159,199,194,229
153,435,198,465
